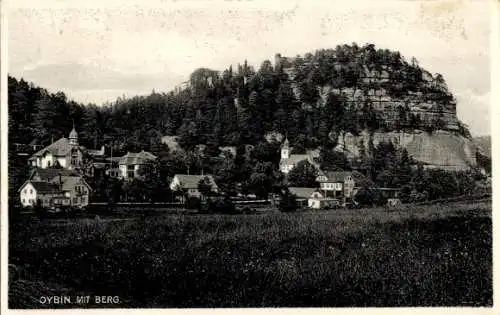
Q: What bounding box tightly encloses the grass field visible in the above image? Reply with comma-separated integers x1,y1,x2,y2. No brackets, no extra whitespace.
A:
9,200,492,308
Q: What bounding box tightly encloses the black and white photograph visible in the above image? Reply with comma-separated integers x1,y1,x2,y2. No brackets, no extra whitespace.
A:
3,0,493,310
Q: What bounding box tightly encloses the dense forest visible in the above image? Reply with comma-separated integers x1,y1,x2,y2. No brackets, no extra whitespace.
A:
8,43,487,206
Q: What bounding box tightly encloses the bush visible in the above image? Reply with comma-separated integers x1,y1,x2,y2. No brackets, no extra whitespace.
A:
241,206,257,214
185,196,201,210
8,200,21,223
279,192,298,212
200,197,237,214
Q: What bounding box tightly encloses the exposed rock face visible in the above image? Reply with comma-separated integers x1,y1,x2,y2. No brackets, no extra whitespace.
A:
336,130,477,171
275,53,460,132
271,51,477,171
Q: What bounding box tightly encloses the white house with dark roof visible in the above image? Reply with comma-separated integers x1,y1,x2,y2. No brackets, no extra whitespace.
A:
18,174,91,208
287,187,340,209
28,127,83,170
279,138,319,174
316,170,369,200
118,150,157,180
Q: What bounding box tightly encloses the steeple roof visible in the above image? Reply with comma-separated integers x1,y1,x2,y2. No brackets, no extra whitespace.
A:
282,137,289,148
69,127,78,139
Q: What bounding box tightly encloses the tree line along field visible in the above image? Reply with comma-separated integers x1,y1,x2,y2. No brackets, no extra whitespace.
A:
9,200,492,308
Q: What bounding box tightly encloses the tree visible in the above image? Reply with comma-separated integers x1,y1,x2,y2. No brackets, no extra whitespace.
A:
393,148,412,187
279,189,298,212
319,148,351,171
287,160,318,187
137,159,171,202
197,177,215,200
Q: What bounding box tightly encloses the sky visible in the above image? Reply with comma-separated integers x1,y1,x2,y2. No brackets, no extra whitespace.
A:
7,0,491,136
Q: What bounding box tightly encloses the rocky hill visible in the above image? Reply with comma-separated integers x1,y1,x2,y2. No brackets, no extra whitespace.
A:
274,48,463,134
336,130,477,171
9,43,480,172
268,46,477,171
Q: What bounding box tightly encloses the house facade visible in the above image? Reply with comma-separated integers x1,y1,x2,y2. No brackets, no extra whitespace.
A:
307,191,341,209
316,171,366,201
19,169,91,208
118,151,157,180
28,127,84,170
287,187,341,209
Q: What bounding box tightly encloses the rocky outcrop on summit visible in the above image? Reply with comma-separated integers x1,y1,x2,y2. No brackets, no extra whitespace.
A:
270,45,477,171
274,50,461,133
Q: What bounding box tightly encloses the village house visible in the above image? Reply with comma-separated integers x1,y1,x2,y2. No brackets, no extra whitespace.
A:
118,150,157,180
287,187,341,210
28,127,84,170
27,125,108,173
279,138,319,174
316,170,368,202
170,174,219,199
18,172,91,208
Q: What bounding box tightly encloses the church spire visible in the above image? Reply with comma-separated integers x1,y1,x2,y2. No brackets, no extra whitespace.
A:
69,120,78,146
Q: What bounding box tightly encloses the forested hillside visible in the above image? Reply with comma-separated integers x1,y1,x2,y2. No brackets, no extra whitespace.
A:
9,43,472,156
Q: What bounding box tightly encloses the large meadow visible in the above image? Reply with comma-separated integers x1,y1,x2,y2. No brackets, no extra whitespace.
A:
9,200,492,308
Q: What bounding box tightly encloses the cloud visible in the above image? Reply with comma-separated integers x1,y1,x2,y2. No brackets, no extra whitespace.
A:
455,90,491,136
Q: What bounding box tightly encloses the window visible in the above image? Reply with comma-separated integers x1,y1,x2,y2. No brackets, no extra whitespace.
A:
23,189,26,195
30,189,33,195
22,199,25,204
73,197,77,204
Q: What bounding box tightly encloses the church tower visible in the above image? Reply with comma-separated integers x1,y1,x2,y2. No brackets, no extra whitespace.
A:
281,137,290,159
68,122,81,169
69,122,79,147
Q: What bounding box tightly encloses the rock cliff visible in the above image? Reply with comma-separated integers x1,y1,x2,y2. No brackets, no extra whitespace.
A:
336,130,477,171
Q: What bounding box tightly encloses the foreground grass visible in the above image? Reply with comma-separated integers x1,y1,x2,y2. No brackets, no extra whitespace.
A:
9,201,492,308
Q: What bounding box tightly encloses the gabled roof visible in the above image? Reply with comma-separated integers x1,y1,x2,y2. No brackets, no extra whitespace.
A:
49,176,91,191
119,151,157,165
29,168,79,182
18,181,60,194
282,138,290,148
30,138,78,158
173,174,218,190
288,187,319,199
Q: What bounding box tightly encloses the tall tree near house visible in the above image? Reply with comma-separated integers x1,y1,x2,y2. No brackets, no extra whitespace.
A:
319,147,351,171
197,177,215,200
393,148,413,187
287,160,318,188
